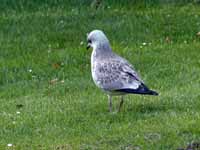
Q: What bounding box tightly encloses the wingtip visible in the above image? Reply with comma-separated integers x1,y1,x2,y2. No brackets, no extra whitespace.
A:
149,90,159,96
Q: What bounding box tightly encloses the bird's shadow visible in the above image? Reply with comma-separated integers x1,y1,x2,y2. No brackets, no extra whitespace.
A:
125,102,167,114
124,101,184,116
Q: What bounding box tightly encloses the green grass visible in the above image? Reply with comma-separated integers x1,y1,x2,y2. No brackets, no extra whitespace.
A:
0,0,200,149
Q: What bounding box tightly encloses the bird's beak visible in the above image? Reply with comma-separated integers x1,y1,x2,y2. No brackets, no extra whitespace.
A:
86,43,91,50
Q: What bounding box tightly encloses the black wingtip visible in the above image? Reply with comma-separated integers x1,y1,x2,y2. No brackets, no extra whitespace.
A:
114,83,159,96
148,90,159,96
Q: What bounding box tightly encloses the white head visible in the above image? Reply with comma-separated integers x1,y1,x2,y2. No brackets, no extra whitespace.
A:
86,30,111,52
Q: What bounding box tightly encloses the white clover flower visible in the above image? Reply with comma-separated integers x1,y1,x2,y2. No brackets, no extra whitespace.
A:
142,42,147,46
7,144,12,147
80,41,84,45
28,69,32,73
32,75,36,78
16,111,20,114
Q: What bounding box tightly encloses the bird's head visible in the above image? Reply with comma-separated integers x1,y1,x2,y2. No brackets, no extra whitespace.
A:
86,30,110,50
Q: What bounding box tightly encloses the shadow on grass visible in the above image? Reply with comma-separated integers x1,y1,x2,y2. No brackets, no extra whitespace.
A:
125,101,184,114
132,103,167,113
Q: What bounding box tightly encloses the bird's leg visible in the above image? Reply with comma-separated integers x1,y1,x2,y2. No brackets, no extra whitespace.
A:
118,96,124,112
108,95,112,112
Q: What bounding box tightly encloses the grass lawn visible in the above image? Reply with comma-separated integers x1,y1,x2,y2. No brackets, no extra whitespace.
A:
0,0,200,149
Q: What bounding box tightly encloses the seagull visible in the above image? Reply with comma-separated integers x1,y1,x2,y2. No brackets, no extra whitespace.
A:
86,30,158,112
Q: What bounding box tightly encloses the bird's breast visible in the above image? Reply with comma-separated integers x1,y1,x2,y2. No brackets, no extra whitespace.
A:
91,50,96,72
91,51,102,88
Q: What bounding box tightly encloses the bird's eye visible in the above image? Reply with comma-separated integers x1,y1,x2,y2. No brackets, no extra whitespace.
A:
88,39,92,43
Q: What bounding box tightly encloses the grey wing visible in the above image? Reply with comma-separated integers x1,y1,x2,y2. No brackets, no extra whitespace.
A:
121,61,144,83
116,55,143,82
96,60,143,91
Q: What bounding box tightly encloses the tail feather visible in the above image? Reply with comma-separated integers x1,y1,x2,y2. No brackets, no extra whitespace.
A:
115,83,158,96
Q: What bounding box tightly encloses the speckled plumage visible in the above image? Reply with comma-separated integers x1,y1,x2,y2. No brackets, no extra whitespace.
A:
92,58,142,94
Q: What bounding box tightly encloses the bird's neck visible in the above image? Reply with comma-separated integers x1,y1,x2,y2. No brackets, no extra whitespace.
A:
92,43,113,59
